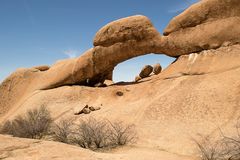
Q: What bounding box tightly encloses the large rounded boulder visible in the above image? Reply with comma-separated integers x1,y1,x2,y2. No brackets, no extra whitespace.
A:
139,65,153,78
153,63,162,75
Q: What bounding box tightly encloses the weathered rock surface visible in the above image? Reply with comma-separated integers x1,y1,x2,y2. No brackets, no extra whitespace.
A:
1,0,239,93
1,0,239,123
1,44,240,160
164,0,240,36
139,65,153,78
1,0,239,121
0,135,195,160
94,15,161,47
0,0,240,159
160,0,240,56
92,15,162,75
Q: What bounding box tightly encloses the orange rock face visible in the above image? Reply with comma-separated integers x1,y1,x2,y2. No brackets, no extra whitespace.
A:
0,1,240,159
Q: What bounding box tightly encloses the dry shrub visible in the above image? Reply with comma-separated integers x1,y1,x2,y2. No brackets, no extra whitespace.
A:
220,120,240,160
71,118,110,149
195,119,240,160
70,117,137,150
194,136,226,160
50,118,75,143
0,109,137,151
0,106,52,139
108,120,137,146
0,120,14,135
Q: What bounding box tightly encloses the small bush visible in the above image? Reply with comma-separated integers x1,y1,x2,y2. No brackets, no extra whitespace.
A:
0,109,137,151
194,137,226,160
195,119,240,160
70,117,137,150
0,120,14,135
220,122,240,160
71,118,110,149
0,106,52,139
108,120,136,146
50,118,75,143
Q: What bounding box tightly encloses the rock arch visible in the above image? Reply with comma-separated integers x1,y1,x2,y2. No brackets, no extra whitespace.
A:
0,0,240,118
37,15,164,89
39,0,240,89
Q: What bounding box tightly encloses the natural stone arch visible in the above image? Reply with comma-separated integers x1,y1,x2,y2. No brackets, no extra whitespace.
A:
37,15,164,89
1,0,240,120
38,0,240,89
1,0,240,90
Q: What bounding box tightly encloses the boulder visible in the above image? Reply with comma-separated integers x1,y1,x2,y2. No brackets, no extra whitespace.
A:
89,106,101,111
89,106,95,111
73,104,88,115
82,108,91,114
139,65,153,78
94,106,101,111
33,65,50,71
153,63,162,75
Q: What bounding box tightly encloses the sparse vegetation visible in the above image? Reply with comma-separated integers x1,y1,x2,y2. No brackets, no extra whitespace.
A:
0,120,14,135
69,117,137,150
71,118,110,149
0,107,137,151
50,118,75,143
195,119,240,160
194,137,225,160
0,106,52,139
108,120,136,146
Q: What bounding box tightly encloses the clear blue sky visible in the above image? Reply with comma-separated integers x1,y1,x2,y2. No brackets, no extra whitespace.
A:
0,0,198,82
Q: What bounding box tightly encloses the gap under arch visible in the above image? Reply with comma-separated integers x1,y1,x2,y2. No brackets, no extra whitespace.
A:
112,54,176,83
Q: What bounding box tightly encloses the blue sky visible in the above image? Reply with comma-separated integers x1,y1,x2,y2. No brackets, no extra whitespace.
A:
0,0,198,82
